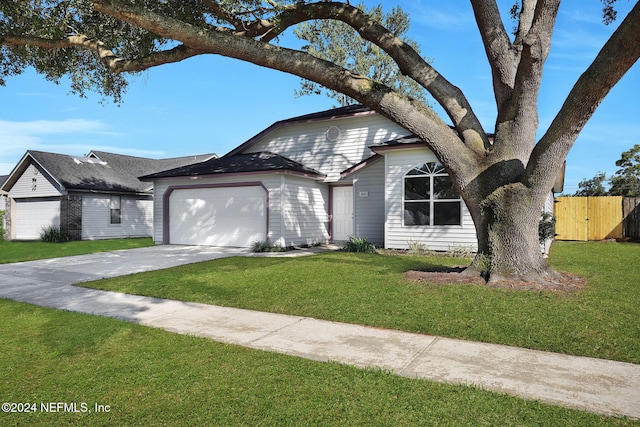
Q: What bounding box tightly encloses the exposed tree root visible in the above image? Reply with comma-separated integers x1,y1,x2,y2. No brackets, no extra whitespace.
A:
405,267,585,292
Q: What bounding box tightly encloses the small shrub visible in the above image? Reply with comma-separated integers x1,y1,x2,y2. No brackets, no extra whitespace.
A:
251,240,286,253
447,245,475,258
40,226,73,243
406,240,434,256
539,212,556,244
342,236,377,253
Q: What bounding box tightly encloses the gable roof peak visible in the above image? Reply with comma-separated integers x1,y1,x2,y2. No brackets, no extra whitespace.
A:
226,104,375,157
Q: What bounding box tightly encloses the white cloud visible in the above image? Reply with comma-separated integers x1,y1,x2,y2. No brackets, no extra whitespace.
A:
0,118,163,174
0,118,105,135
0,119,106,157
408,5,476,31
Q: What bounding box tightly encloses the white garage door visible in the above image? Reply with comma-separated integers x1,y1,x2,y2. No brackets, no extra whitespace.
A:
169,186,266,247
14,199,61,240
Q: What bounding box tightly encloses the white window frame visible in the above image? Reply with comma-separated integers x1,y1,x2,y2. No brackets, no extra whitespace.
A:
403,162,462,227
110,195,121,225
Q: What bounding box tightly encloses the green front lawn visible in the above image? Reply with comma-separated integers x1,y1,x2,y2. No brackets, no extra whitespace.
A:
0,299,636,426
83,241,640,364
0,238,154,264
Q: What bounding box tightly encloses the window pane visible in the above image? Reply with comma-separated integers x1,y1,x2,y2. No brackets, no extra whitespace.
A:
431,163,446,174
404,202,430,225
433,176,459,199
406,163,430,175
434,201,461,225
405,177,430,200
406,168,425,176
110,209,121,224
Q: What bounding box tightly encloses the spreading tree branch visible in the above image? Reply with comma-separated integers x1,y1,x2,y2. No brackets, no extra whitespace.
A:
89,0,480,174
470,0,519,110
526,1,640,192
1,34,203,73
268,2,490,153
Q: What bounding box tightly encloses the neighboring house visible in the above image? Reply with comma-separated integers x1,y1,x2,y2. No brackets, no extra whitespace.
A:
142,105,558,251
1,150,214,241
0,175,7,234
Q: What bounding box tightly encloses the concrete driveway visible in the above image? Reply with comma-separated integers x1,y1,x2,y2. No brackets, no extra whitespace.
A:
0,245,250,309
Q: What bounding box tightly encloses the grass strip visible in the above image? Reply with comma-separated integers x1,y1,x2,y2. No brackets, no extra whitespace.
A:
0,238,154,264
0,299,636,426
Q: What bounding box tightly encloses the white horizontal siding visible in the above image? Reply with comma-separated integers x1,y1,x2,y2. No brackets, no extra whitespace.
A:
349,159,385,246
0,196,5,233
81,194,153,240
541,192,555,254
384,148,477,251
281,175,329,246
247,113,410,182
544,192,554,214
8,164,62,198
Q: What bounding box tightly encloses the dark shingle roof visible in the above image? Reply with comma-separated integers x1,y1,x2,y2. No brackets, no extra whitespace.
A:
370,135,423,150
282,104,372,123
140,152,325,180
7,150,214,194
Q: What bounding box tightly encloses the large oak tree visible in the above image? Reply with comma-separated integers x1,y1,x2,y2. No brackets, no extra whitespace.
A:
1,1,639,285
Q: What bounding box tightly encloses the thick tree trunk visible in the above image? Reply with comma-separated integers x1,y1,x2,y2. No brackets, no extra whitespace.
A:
465,182,559,285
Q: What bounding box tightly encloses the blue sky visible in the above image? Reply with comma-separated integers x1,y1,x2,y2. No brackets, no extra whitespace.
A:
1,0,638,194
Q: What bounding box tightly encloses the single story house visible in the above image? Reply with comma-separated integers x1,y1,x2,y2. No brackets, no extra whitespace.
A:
141,105,558,251
0,175,7,233
1,150,214,241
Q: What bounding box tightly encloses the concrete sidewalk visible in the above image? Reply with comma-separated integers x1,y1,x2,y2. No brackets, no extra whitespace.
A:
1,245,638,419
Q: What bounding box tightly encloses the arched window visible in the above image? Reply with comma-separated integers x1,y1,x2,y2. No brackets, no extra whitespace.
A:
404,162,461,226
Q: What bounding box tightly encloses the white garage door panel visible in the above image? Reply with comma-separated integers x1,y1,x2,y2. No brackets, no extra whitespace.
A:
170,187,266,247
15,200,60,240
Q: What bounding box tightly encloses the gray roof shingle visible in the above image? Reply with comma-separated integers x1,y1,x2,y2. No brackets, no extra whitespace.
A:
5,150,214,194
140,152,325,180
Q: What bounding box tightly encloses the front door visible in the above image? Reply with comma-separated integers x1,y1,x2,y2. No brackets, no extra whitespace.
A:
332,186,353,241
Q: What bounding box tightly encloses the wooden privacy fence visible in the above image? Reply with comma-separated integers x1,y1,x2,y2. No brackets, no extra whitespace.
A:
555,196,640,241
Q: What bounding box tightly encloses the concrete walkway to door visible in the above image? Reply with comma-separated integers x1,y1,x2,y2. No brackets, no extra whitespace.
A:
0,245,639,420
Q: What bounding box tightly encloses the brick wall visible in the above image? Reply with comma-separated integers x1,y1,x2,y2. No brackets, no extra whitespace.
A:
61,195,82,240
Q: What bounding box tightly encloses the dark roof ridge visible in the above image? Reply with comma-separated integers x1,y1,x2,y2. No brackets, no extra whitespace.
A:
90,150,216,162
2,149,214,194
140,151,324,180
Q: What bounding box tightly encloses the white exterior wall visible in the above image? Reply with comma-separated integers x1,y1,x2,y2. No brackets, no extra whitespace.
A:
343,159,386,246
247,114,410,182
7,163,63,240
8,164,62,198
152,174,329,247
81,194,153,240
0,195,6,233
541,192,556,254
281,175,330,246
384,147,477,251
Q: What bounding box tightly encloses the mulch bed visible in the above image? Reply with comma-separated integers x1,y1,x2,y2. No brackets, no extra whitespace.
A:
405,268,586,292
